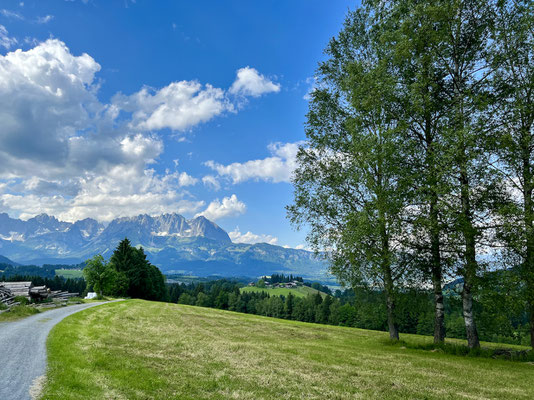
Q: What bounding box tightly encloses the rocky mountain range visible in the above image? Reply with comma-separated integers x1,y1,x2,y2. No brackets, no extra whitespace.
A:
0,213,328,280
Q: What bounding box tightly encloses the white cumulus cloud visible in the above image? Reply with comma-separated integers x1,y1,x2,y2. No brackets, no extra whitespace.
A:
0,39,102,177
195,194,246,221
206,141,303,184
177,172,198,187
1,165,205,222
0,39,206,221
202,175,221,191
229,227,278,245
113,81,232,132
0,39,279,222
229,66,280,97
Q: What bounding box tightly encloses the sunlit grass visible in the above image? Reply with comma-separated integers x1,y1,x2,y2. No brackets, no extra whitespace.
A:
41,300,534,399
241,285,325,298
55,269,84,279
0,305,40,322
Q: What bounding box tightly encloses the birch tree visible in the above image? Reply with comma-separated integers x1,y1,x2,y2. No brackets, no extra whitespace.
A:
491,0,534,348
373,0,455,344
287,8,412,340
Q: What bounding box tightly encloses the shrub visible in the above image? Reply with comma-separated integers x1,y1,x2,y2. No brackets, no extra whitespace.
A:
14,295,30,305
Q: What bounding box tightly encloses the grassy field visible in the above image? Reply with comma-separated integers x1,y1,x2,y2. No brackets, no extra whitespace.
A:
55,269,84,279
0,305,40,322
0,298,88,322
240,284,326,298
41,300,534,400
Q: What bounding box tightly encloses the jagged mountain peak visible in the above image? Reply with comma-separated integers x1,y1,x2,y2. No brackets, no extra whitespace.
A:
72,218,104,238
30,213,57,222
114,213,153,223
0,212,232,241
187,215,231,243
74,217,100,224
98,213,230,243
0,212,326,279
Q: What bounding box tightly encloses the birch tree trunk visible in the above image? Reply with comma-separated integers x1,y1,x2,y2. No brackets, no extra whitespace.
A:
384,267,399,340
522,135,534,348
459,167,481,348
429,158,445,343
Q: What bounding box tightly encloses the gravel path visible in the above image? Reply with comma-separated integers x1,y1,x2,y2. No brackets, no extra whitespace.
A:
0,302,111,400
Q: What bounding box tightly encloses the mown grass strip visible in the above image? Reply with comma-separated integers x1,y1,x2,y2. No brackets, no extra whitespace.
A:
42,300,534,400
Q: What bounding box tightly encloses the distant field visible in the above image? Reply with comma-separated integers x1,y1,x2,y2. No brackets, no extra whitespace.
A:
42,300,534,399
55,269,84,279
241,285,326,298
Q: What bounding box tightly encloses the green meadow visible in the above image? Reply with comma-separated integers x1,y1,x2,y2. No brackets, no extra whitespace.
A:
54,269,84,279
41,300,534,400
240,284,326,298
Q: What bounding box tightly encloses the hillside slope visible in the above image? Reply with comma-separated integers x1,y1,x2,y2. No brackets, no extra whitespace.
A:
42,300,534,400
0,254,18,266
241,285,327,298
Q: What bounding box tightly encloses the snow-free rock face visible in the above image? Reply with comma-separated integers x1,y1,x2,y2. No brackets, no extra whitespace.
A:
0,213,26,238
72,218,103,238
186,216,232,243
0,212,232,262
0,213,327,280
100,213,231,243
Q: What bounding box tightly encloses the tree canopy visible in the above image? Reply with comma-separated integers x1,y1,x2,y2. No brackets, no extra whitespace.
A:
289,0,534,349
85,238,167,301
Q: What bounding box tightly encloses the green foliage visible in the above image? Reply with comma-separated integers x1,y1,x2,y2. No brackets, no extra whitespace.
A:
107,239,167,301
83,255,115,298
287,5,418,341
109,238,134,274
14,295,29,306
488,0,534,348
0,263,84,279
195,292,211,307
178,293,195,305
286,0,534,348
84,239,167,301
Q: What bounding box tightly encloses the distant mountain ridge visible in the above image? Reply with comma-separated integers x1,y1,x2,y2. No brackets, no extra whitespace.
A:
0,254,18,266
0,213,327,280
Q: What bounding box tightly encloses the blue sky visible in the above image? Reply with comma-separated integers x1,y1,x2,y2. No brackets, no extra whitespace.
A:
0,0,357,248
